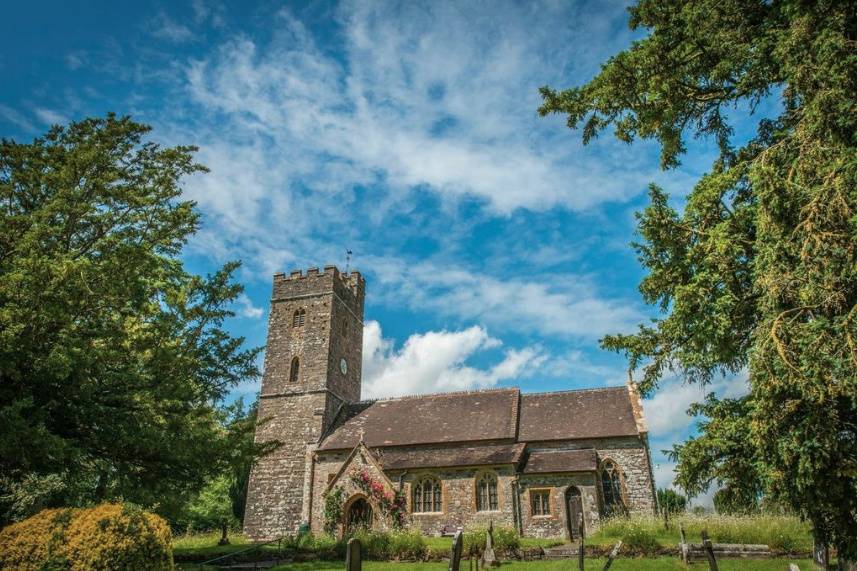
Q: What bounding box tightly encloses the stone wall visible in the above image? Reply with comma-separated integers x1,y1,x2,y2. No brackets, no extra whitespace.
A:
400,467,517,535
244,267,365,542
245,392,329,540
518,473,598,538
310,435,655,539
525,436,657,515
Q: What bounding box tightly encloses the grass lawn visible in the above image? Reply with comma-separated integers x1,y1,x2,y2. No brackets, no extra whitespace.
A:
173,530,275,560
422,536,565,551
261,559,822,571
586,515,812,552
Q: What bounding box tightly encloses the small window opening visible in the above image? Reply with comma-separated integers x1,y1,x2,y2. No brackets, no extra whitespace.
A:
289,357,300,383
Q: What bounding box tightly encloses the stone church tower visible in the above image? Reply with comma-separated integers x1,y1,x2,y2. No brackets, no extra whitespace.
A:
243,266,365,540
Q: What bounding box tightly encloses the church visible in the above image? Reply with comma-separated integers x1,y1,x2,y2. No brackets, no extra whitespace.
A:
244,266,657,541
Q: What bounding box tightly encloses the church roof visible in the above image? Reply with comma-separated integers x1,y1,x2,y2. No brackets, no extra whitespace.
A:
518,388,639,441
319,385,641,452
319,388,519,450
375,443,526,470
522,449,598,473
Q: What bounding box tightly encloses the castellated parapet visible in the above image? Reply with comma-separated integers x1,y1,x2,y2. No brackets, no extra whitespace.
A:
243,265,365,541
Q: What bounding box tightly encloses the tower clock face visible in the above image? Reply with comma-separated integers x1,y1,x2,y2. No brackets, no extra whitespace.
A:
340,358,348,375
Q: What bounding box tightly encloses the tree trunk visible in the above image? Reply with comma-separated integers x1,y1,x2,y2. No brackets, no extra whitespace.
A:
218,521,230,546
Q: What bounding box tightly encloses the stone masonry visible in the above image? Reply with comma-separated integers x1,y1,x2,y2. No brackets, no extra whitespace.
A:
243,267,364,540
244,266,656,542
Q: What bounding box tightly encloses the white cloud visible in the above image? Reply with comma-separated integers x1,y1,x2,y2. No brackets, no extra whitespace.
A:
234,293,264,319
644,372,749,440
361,320,542,399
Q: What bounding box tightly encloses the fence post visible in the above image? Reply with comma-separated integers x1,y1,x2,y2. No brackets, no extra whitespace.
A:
346,537,362,571
602,540,622,571
679,524,688,564
700,530,718,571
577,512,585,571
663,506,670,530
449,530,463,571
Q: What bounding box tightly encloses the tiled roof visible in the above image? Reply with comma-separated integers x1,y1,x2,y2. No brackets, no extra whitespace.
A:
375,443,526,470
518,388,639,442
319,388,520,450
522,449,598,473
319,386,641,452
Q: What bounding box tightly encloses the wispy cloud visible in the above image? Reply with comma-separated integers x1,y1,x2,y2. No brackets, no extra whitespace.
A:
162,0,678,283
150,11,195,43
33,108,68,126
367,257,644,340
0,104,37,133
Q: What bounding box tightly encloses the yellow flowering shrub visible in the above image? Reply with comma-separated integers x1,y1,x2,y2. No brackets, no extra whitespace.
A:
0,503,173,570
0,507,76,569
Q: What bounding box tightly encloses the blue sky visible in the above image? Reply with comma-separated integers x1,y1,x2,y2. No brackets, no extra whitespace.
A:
2,0,762,500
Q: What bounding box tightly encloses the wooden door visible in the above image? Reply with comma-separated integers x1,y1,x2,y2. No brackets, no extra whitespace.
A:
567,488,583,540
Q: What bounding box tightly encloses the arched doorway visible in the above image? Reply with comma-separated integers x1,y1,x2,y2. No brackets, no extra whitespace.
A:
566,486,584,540
345,496,373,531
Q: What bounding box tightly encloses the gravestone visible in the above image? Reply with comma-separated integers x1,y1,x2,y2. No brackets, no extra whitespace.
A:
481,520,500,567
346,537,361,571
449,530,463,571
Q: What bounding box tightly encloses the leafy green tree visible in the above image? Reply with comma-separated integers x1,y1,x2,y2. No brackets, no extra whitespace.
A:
656,488,687,514
0,115,263,524
187,475,238,545
539,0,856,560
666,395,764,515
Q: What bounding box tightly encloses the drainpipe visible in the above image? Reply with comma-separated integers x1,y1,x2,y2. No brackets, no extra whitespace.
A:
398,471,408,491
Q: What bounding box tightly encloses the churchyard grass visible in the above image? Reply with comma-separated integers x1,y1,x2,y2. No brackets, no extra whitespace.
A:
173,530,255,559
252,559,823,571
586,514,812,552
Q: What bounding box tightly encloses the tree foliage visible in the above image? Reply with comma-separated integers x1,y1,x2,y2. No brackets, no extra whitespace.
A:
667,396,764,515
0,115,264,524
656,488,687,514
540,0,856,557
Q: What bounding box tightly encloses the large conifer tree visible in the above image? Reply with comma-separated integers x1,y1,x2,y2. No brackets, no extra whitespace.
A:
0,115,262,522
540,0,855,559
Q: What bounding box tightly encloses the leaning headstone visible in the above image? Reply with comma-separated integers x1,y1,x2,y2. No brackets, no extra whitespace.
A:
602,540,622,571
346,537,362,571
481,520,500,567
449,530,463,571
789,564,801,571
812,537,829,569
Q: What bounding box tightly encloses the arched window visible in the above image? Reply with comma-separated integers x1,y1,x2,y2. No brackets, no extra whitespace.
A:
412,475,442,513
289,357,300,383
600,460,627,517
476,472,498,511
292,309,306,327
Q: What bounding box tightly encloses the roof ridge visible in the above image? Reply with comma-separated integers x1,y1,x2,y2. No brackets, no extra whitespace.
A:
353,386,520,405
522,385,628,397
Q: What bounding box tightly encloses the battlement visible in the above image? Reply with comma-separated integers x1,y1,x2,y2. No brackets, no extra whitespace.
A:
271,265,365,311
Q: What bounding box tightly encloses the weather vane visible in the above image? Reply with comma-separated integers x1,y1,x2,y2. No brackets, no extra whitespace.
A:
345,249,353,273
